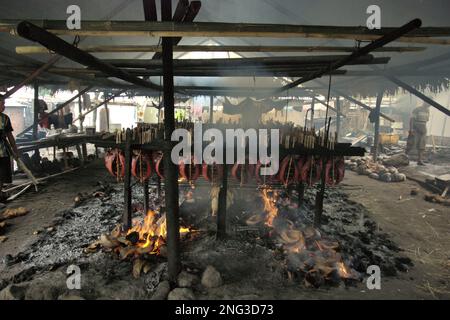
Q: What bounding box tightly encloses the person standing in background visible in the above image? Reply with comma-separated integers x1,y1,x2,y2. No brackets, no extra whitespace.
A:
406,103,430,165
0,96,19,202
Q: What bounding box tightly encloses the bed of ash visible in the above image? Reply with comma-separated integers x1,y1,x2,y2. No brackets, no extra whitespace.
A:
0,180,412,300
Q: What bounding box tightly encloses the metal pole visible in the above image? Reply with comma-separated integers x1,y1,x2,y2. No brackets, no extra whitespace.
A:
122,128,133,230
161,0,181,282
373,90,384,161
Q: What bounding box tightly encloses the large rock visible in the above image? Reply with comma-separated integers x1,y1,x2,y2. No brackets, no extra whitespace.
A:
177,271,199,288
201,265,222,288
0,284,28,300
150,280,171,300
167,288,195,300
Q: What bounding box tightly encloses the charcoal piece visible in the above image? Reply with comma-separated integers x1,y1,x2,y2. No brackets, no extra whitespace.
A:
125,231,140,245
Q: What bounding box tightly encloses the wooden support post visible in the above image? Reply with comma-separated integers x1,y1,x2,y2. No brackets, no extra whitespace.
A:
33,82,39,141
373,90,384,161
209,95,214,124
122,128,133,230
76,144,84,166
82,143,88,161
314,117,332,227
78,95,84,132
62,147,69,169
161,0,181,282
217,151,228,240
92,107,97,130
143,179,150,214
104,94,110,132
336,97,341,141
310,97,315,128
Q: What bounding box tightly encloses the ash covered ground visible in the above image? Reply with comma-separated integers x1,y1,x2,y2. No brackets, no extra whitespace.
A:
0,179,412,300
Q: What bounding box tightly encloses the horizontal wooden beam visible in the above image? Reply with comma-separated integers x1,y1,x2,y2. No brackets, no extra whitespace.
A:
2,20,449,44
101,55,388,68
1,65,347,77
16,21,163,92
15,44,427,54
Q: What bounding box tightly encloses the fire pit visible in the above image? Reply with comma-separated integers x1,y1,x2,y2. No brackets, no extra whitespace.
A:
0,177,412,299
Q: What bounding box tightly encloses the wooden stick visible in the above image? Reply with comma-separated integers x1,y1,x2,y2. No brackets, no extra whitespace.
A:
3,167,80,193
7,184,32,201
15,45,427,54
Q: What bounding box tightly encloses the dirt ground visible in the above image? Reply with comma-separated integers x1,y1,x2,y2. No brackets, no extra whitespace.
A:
0,161,449,299
0,161,116,280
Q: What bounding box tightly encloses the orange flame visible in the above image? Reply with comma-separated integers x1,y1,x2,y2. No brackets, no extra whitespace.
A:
127,210,190,253
261,189,279,227
336,261,352,279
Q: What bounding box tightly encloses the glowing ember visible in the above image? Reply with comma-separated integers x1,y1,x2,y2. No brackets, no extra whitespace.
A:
336,261,352,279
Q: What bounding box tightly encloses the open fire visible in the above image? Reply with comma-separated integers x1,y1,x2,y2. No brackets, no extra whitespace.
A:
247,188,359,287
87,209,191,266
